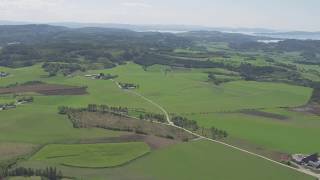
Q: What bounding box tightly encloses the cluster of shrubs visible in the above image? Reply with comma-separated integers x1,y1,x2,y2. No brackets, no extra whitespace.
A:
5,167,63,180
172,116,199,131
16,96,34,103
42,62,85,76
172,115,228,140
139,113,166,123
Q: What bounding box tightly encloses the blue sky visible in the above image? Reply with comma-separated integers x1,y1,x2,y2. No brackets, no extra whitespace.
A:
0,0,319,31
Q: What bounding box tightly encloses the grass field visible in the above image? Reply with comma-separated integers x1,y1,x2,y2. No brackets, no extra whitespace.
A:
0,63,318,179
105,63,311,112
20,140,315,180
0,105,123,144
30,142,150,168
188,109,320,154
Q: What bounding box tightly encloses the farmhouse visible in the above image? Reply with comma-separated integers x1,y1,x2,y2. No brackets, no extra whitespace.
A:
0,72,9,78
85,73,118,80
119,82,139,90
292,153,320,169
0,104,16,111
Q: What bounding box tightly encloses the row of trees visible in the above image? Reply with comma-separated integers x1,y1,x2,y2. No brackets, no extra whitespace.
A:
171,116,199,131
6,167,63,180
58,104,129,116
139,113,166,123
172,115,228,140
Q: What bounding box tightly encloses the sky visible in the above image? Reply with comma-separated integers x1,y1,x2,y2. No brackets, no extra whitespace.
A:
0,0,319,31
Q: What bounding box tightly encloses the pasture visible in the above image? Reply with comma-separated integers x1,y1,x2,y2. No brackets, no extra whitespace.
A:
188,108,320,154
0,63,317,179
30,142,150,168
19,140,315,180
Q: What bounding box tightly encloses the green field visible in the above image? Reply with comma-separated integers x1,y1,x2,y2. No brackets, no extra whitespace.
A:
0,105,123,144
188,109,320,154
30,142,150,168
0,63,314,150
0,63,318,179
20,140,314,180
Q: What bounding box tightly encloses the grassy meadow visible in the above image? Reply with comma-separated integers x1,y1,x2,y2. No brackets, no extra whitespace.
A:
31,142,150,168
0,63,318,179
20,140,315,180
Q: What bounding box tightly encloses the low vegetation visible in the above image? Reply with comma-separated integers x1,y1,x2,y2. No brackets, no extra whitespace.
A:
30,143,150,168
63,107,195,141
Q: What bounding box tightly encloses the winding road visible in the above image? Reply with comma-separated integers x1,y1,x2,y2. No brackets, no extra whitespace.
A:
111,79,320,179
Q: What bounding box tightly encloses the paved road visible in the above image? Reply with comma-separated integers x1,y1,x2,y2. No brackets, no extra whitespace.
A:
112,79,320,179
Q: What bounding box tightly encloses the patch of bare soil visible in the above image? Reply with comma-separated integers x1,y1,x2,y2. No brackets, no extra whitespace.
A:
293,88,320,115
78,134,178,150
240,109,289,121
0,84,87,95
224,137,290,162
292,103,320,115
0,143,38,161
68,111,196,142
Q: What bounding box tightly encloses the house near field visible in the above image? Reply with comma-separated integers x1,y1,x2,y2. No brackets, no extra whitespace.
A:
292,153,320,169
85,73,118,80
0,72,9,78
119,82,139,90
0,104,16,111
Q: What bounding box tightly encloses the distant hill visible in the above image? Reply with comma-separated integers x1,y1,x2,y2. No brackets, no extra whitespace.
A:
256,31,320,40
0,20,276,33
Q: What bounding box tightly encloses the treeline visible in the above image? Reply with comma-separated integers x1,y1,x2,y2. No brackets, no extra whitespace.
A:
172,116,199,131
59,104,167,124
139,113,166,123
6,167,63,180
58,104,129,116
172,115,228,140
42,62,85,76
134,53,231,69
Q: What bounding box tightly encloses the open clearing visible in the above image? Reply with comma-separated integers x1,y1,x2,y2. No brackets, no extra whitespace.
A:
30,142,150,168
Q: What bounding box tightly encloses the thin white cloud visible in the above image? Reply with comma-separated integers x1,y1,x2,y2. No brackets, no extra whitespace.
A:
121,1,152,8
0,0,65,10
